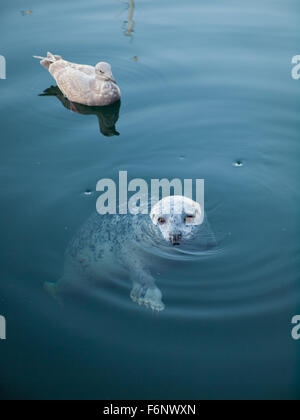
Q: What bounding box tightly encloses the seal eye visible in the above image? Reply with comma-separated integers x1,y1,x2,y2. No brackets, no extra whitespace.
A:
158,217,166,225
184,215,194,223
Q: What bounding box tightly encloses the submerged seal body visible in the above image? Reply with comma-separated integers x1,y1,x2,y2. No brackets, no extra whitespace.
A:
46,196,215,311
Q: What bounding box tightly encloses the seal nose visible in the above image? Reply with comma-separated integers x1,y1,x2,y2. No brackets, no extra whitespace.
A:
170,233,182,246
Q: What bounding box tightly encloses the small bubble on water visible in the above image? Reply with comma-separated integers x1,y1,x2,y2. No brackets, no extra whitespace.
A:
84,190,93,196
233,160,243,167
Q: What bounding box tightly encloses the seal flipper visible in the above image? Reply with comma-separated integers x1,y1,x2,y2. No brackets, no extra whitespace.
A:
44,281,63,307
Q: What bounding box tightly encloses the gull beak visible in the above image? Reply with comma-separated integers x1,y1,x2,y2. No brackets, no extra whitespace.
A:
104,73,116,83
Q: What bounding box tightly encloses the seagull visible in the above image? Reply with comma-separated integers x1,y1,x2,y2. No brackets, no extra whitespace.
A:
33,52,121,106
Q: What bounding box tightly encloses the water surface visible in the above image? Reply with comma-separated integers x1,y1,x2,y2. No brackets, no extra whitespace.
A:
0,0,300,400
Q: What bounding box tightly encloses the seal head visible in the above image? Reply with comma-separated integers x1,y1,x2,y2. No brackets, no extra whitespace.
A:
150,196,203,245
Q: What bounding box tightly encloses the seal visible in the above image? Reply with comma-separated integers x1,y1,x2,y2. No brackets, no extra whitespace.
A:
45,196,214,311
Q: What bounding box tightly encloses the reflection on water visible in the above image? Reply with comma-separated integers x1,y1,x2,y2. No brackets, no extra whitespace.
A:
121,0,135,38
39,85,121,137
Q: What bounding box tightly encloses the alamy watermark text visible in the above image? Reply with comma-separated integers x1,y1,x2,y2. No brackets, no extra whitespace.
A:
0,315,6,340
0,55,6,79
291,315,300,340
96,171,204,215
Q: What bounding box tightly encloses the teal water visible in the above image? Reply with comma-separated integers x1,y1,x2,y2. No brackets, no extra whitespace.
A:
0,0,300,399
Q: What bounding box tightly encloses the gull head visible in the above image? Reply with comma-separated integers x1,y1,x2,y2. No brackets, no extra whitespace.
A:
95,62,115,82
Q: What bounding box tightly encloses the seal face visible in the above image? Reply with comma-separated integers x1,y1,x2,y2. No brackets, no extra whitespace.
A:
47,196,213,312
150,195,203,245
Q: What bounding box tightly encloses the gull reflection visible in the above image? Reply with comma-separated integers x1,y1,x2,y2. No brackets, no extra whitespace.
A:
39,85,121,137
119,0,135,38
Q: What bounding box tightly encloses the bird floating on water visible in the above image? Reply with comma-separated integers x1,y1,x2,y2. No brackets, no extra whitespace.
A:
33,52,120,106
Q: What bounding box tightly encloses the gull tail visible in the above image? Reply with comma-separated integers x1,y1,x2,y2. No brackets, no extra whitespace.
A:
33,52,62,70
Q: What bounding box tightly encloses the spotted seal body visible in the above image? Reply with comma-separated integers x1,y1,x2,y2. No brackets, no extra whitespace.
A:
46,196,215,311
